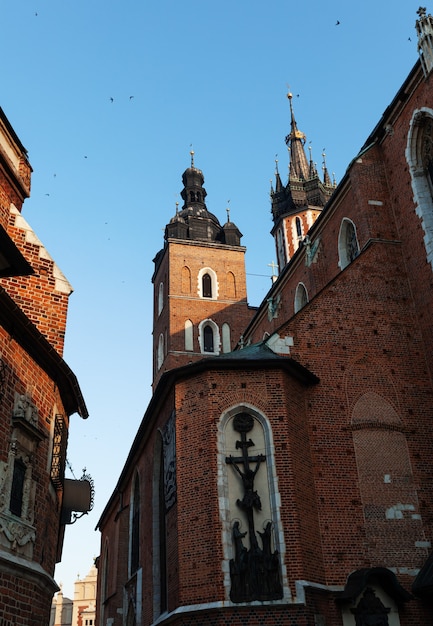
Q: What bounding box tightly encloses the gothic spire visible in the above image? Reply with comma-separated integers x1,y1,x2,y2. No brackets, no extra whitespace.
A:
285,92,310,181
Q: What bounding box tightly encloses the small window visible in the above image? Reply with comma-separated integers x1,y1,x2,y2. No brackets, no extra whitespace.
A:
338,218,360,269
157,334,164,369
294,283,308,313
295,216,302,238
158,282,164,316
10,458,26,517
130,474,140,575
202,273,212,298
203,325,214,352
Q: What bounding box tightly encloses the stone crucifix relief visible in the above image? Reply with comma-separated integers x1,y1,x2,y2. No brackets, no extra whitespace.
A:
225,412,283,603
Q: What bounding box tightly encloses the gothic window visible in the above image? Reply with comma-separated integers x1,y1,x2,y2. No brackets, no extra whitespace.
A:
182,266,191,294
222,322,231,353
130,473,140,575
152,433,167,618
157,333,164,370
202,273,212,298
277,227,287,269
158,282,164,316
294,282,308,313
226,271,236,299
407,107,433,269
203,325,214,352
198,319,220,354
295,216,302,238
338,218,359,269
184,320,193,351
10,458,26,517
198,267,218,299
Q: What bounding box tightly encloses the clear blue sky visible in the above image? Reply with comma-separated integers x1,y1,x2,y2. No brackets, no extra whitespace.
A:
2,0,419,597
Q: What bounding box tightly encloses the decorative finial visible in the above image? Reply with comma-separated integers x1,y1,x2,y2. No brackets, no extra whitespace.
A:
190,150,195,167
275,154,279,173
417,7,427,18
175,201,179,214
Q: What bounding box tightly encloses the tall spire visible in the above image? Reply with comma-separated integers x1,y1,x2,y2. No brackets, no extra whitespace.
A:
285,92,310,181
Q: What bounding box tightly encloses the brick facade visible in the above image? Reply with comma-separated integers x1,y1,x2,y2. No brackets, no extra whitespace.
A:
96,11,433,626
0,108,88,625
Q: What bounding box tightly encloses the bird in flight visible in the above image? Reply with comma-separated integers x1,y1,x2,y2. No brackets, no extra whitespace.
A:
110,97,114,103
129,95,134,100
336,20,340,25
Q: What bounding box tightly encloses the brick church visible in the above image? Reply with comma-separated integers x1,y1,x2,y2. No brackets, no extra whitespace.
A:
96,8,433,625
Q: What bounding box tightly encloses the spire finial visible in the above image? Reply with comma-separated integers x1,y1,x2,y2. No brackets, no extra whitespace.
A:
226,199,231,223
175,201,179,214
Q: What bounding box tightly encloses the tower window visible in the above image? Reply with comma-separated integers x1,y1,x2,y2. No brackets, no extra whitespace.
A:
295,216,302,238
203,325,214,352
202,273,212,298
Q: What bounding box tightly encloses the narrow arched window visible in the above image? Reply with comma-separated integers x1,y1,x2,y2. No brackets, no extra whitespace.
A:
202,273,212,298
203,325,214,352
338,218,359,269
157,334,164,369
222,322,231,353
185,320,193,351
158,282,164,316
130,474,140,575
295,216,302,238
294,283,308,313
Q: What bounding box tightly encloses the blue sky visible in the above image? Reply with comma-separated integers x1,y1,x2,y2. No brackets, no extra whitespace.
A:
2,0,420,597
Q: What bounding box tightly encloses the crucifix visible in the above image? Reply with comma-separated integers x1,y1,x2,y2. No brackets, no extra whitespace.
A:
226,413,266,550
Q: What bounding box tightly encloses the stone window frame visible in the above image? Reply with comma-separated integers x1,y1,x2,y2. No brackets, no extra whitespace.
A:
406,106,433,269
338,217,360,269
197,267,219,299
294,282,309,313
198,318,220,355
216,403,289,602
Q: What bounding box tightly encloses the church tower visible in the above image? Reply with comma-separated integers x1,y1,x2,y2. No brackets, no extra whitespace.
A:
152,152,253,389
271,92,336,271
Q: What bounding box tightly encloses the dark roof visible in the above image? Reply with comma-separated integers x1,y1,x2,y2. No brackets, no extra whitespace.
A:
337,567,412,605
412,550,433,597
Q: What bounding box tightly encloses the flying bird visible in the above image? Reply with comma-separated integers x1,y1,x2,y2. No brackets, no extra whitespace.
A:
336,20,340,25
129,95,134,100
110,97,114,103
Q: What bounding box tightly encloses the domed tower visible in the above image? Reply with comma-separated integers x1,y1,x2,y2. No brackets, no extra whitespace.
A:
271,93,336,272
152,152,253,389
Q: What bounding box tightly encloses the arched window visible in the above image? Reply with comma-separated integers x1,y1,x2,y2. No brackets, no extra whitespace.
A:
294,283,308,313
197,267,218,299
158,282,164,316
130,473,140,575
277,227,287,269
184,320,193,351
338,218,359,269
226,271,236,299
202,273,212,298
295,216,302,238
203,325,214,352
152,433,168,618
157,334,164,370
198,319,220,354
222,322,231,353
181,266,191,294
407,107,433,268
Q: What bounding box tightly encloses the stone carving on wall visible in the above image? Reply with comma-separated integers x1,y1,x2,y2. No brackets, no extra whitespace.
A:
351,587,390,625
226,413,283,603
163,410,176,511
